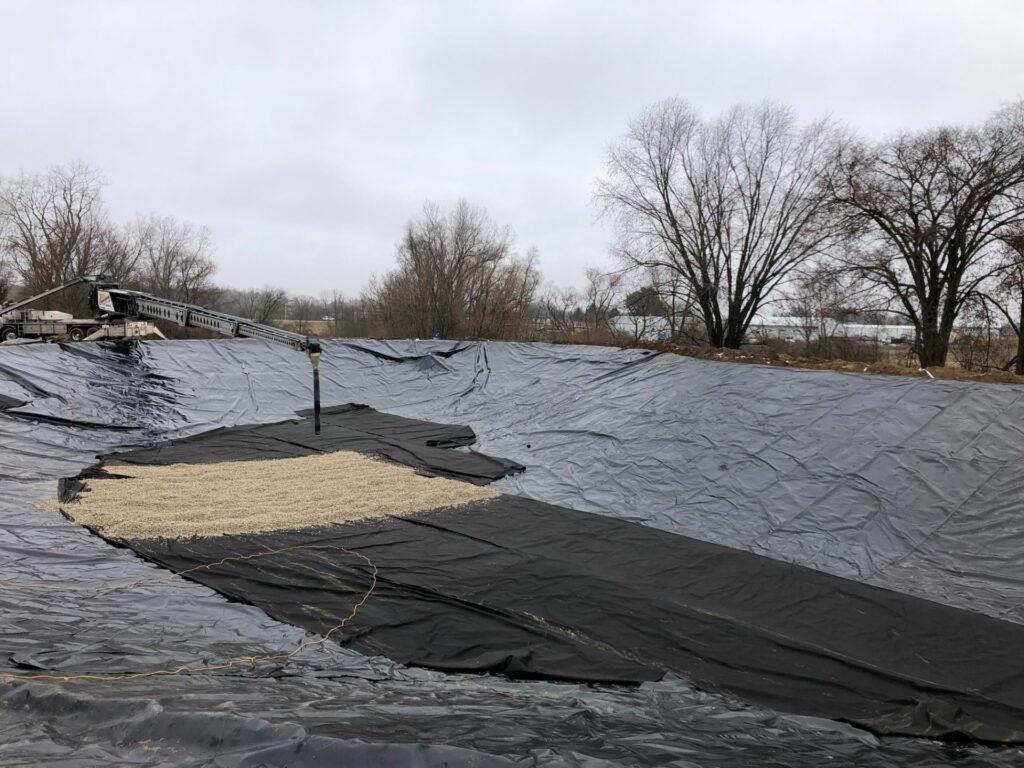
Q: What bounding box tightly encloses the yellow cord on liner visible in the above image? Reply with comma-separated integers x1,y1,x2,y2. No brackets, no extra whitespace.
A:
0,542,377,684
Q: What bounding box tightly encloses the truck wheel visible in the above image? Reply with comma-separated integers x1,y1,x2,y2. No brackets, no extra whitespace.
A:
68,327,87,342
1,327,17,342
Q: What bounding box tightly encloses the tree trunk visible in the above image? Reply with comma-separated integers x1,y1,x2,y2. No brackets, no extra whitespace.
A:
917,325,949,368
1016,303,1024,376
700,298,726,347
722,326,745,349
914,298,952,368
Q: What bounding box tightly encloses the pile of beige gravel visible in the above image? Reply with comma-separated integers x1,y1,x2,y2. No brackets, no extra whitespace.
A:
57,451,498,540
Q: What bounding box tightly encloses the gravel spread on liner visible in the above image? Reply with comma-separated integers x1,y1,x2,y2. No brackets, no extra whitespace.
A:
60,451,499,540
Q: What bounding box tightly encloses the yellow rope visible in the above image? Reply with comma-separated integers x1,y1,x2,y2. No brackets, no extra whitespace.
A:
0,542,377,684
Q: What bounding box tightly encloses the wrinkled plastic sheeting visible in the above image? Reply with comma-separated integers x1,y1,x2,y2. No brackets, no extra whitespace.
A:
124,499,1024,742
91,337,1024,624
5,486,1014,767
106,402,522,484
299,340,1024,626
8,674,1017,768
1,339,1024,766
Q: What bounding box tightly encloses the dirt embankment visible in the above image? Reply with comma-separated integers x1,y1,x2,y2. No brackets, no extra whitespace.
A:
624,341,1024,384
258,327,1024,386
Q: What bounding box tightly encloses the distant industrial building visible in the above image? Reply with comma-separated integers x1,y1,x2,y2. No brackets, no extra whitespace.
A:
611,314,916,345
747,315,915,345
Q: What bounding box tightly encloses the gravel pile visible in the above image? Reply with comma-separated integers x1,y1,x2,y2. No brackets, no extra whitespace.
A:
59,451,498,540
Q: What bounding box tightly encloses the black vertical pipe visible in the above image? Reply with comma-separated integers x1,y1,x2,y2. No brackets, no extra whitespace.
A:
313,366,321,435
308,340,322,435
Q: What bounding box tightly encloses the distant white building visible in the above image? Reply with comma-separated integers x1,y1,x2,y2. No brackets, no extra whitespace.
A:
543,312,920,345
748,315,914,344
611,314,672,341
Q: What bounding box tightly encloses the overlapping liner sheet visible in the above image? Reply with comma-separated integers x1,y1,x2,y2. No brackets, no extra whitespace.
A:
1,339,1024,766
100,402,522,484
93,419,1024,741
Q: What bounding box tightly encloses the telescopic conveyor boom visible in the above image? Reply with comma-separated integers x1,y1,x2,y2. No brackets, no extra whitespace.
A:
3,275,324,433
95,284,324,433
95,286,318,353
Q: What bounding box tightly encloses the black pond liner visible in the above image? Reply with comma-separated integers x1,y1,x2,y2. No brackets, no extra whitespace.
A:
5,338,1024,767
0,393,25,409
67,408,1024,744
99,402,523,485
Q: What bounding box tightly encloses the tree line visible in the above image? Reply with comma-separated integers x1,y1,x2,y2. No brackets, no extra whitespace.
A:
0,163,218,314
3,98,1024,374
600,100,1024,372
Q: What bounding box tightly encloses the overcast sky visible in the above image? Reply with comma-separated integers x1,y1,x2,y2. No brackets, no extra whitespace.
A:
2,1,1024,295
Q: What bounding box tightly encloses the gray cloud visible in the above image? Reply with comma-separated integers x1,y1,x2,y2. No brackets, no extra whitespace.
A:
2,0,1023,294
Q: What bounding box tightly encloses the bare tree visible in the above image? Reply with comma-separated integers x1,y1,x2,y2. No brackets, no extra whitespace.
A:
289,295,319,333
600,100,847,348
0,163,112,309
0,211,11,305
229,286,289,324
0,257,11,305
981,230,1024,374
641,262,700,343
464,246,541,339
949,292,1001,372
320,289,344,337
346,296,375,337
583,268,623,332
135,215,217,304
832,103,1024,367
0,163,153,313
366,200,541,339
319,289,376,338
539,284,583,338
96,223,146,285
783,263,852,355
